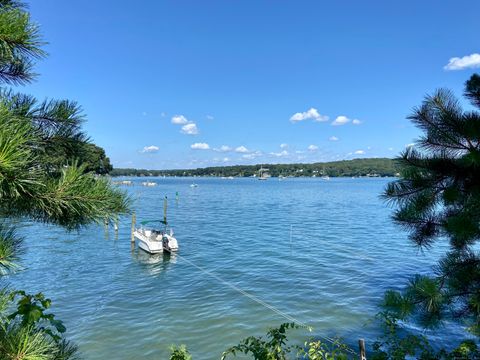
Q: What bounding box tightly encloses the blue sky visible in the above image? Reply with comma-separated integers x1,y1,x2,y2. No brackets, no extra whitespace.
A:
22,1,480,169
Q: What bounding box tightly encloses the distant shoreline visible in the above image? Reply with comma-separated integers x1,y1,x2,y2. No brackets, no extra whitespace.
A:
110,157,400,178
111,175,397,178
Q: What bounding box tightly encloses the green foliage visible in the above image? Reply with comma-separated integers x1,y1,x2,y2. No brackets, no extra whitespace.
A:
450,340,479,360
371,312,436,360
465,73,480,108
0,0,45,85
0,88,112,175
0,106,130,228
0,2,129,359
171,321,480,360
383,73,480,334
371,312,480,360
299,338,352,360
0,289,80,360
0,324,57,360
221,323,300,360
0,223,22,274
7,291,66,341
169,345,192,360
53,340,81,360
173,326,356,359
79,143,112,175
111,158,400,178
29,163,129,229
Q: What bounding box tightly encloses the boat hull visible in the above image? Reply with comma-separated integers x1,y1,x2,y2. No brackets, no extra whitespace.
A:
134,229,179,254
134,230,164,254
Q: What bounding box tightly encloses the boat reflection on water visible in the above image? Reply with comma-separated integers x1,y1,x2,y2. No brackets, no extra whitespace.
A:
132,249,177,276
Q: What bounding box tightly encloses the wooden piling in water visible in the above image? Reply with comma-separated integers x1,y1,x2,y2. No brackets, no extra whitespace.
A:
131,212,136,243
359,339,366,360
103,218,109,239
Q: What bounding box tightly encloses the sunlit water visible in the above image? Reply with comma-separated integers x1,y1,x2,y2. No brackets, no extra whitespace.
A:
10,177,464,359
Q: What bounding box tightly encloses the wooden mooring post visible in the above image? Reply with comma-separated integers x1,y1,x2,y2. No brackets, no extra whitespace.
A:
103,218,109,240
131,212,136,244
359,339,366,360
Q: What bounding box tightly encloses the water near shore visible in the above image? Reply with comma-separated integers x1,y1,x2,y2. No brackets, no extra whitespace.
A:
12,177,457,359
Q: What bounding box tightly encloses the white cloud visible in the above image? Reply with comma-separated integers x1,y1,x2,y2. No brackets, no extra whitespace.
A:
388,147,394,151
270,150,289,157
352,119,362,125
444,53,480,71
405,143,415,148
206,115,214,120
332,115,350,126
141,145,159,153
290,107,329,122
329,136,339,141
308,145,319,152
235,145,249,153
242,151,262,160
354,150,365,155
171,115,189,124
214,145,232,152
181,123,198,135
280,143,288,149
213,157,230,163
191,142,210,150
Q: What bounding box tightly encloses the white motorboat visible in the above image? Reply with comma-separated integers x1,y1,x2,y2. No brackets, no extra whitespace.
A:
134,226,178,254
134,196,179,254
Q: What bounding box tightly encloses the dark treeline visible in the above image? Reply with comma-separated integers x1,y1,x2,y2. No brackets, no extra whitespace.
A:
111,157,399,177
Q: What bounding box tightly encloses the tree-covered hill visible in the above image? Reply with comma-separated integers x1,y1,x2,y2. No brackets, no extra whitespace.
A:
111,157,400,177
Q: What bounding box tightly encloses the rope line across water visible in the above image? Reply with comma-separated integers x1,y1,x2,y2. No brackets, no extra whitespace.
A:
113,218,359,354
175,252,358,355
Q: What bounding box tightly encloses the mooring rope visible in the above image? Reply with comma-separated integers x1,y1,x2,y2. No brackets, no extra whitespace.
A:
174,252,358,355
113,215,360,355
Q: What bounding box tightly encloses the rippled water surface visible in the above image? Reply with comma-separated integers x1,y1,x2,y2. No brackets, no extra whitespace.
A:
12,177,454,359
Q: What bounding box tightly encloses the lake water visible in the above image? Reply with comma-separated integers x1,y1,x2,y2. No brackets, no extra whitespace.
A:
11,177,460,359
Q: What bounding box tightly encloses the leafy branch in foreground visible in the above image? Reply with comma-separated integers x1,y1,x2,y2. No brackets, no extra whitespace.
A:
7,291,66,341
170,344,192,360
0,223,22,275
371,311,480,360
172,320,479,360
0,289,80,360
219,323,354,360
0,0,45,85
0,100,130,228
298,338,352,360
383,73,480,334
0,1,130,359
221,323,300,360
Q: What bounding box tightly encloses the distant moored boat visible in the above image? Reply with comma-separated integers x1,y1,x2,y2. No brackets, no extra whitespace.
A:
258,166,270,180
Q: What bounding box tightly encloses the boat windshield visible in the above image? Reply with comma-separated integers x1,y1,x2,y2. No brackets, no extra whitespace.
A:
140,220,168,226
